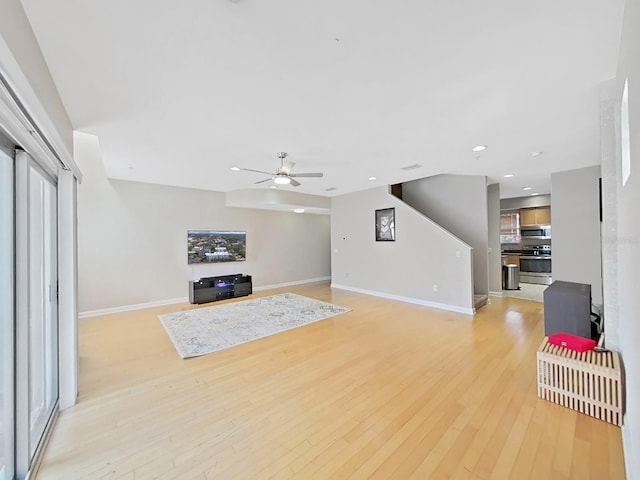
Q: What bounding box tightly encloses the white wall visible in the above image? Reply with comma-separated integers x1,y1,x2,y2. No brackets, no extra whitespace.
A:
0,0,73,155
600,81,620,350
401,174,489,295
500,194,551,211
550,166,603,306
75,132,331,313
331,186,474,314
614,0,640,476
487,183,502,294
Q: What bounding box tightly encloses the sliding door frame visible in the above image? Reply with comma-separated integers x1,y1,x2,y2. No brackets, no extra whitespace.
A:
2,36,80,479
0,133,15,480
14,150,61,478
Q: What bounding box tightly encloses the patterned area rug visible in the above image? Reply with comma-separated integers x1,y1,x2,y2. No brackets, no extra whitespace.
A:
159,293,351,358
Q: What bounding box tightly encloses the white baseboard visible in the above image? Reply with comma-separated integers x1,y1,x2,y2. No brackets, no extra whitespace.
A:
79,297,189,319
78,276,332,319
331,283,474,315
254,276,331,292
489,290,504,297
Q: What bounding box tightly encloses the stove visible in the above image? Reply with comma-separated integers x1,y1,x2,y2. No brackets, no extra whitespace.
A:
521,245,551,256
520,245,552,285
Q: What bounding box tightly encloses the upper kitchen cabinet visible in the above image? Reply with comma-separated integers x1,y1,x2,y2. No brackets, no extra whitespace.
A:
520,206,551,226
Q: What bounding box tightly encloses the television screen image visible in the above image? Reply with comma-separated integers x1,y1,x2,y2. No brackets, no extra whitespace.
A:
187,230,246,264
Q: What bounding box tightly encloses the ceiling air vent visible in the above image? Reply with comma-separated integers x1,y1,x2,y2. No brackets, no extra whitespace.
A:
401,164,422,171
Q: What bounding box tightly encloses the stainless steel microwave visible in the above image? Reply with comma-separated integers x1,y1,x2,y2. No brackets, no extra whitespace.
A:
521,225,551,238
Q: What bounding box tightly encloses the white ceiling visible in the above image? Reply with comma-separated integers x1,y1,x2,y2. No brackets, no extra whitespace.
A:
20,0,624,200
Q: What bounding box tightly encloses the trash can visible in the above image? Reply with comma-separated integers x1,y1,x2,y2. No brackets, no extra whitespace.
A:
503,264,520,290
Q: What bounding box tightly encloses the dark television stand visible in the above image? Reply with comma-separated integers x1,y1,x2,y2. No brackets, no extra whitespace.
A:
188,274,252,304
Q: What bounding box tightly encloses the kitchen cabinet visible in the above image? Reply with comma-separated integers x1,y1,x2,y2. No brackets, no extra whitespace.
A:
520,206,551,226
520,208,536,226
536,207,551,224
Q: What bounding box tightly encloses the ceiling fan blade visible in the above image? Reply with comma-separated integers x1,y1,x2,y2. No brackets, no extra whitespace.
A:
289,178,301,187
289,172,323,178
239,167,274,175
280,159,296,175
254,178,273,184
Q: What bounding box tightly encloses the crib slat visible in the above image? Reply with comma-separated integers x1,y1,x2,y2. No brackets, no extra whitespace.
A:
536,337,623,426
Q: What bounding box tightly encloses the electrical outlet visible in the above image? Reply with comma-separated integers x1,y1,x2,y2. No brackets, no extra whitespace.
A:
455,250,461,258
433,284,438,292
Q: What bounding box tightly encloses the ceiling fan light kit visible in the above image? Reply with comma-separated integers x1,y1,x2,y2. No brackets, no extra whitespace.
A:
236,152,323,187
273,175,291,185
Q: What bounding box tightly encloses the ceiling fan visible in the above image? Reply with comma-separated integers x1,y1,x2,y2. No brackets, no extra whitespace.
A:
234,152,323,187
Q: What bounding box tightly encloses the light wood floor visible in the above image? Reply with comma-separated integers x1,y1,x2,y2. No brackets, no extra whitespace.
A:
35,282,626,479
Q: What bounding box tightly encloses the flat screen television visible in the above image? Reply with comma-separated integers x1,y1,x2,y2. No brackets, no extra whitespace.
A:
187,230,246,264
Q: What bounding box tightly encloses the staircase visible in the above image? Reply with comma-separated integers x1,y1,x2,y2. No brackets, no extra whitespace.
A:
473,294,489,312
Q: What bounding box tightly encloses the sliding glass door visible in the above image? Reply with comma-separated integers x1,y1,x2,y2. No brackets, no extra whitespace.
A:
27,161,58,457
0,68,72,478
13,149,60,478
0,138,15,480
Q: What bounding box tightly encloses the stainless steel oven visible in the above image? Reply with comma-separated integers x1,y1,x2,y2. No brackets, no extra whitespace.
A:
519,245,552,285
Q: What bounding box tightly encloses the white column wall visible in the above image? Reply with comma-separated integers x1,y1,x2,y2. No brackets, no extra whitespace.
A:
550,166,603,306
614,0,640,476
58,171,78,409
487,183,502,295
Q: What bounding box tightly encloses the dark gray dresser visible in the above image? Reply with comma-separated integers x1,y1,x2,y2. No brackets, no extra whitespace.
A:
543,280,592,338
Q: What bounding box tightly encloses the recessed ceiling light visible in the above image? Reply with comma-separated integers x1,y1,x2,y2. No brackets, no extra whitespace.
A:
230,166,240,171
503,174,515,178
368,176,376,181
472,145,487,152
530,192,539,196
293,208,305,213
523,186,532,191
531,151,544,157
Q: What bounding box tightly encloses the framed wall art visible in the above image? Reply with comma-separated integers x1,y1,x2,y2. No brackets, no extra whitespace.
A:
375,208,395,241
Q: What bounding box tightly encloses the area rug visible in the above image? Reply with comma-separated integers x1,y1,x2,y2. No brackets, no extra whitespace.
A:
158,293,351,358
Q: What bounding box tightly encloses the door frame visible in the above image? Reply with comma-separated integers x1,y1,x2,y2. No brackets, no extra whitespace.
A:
14,150,60,478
